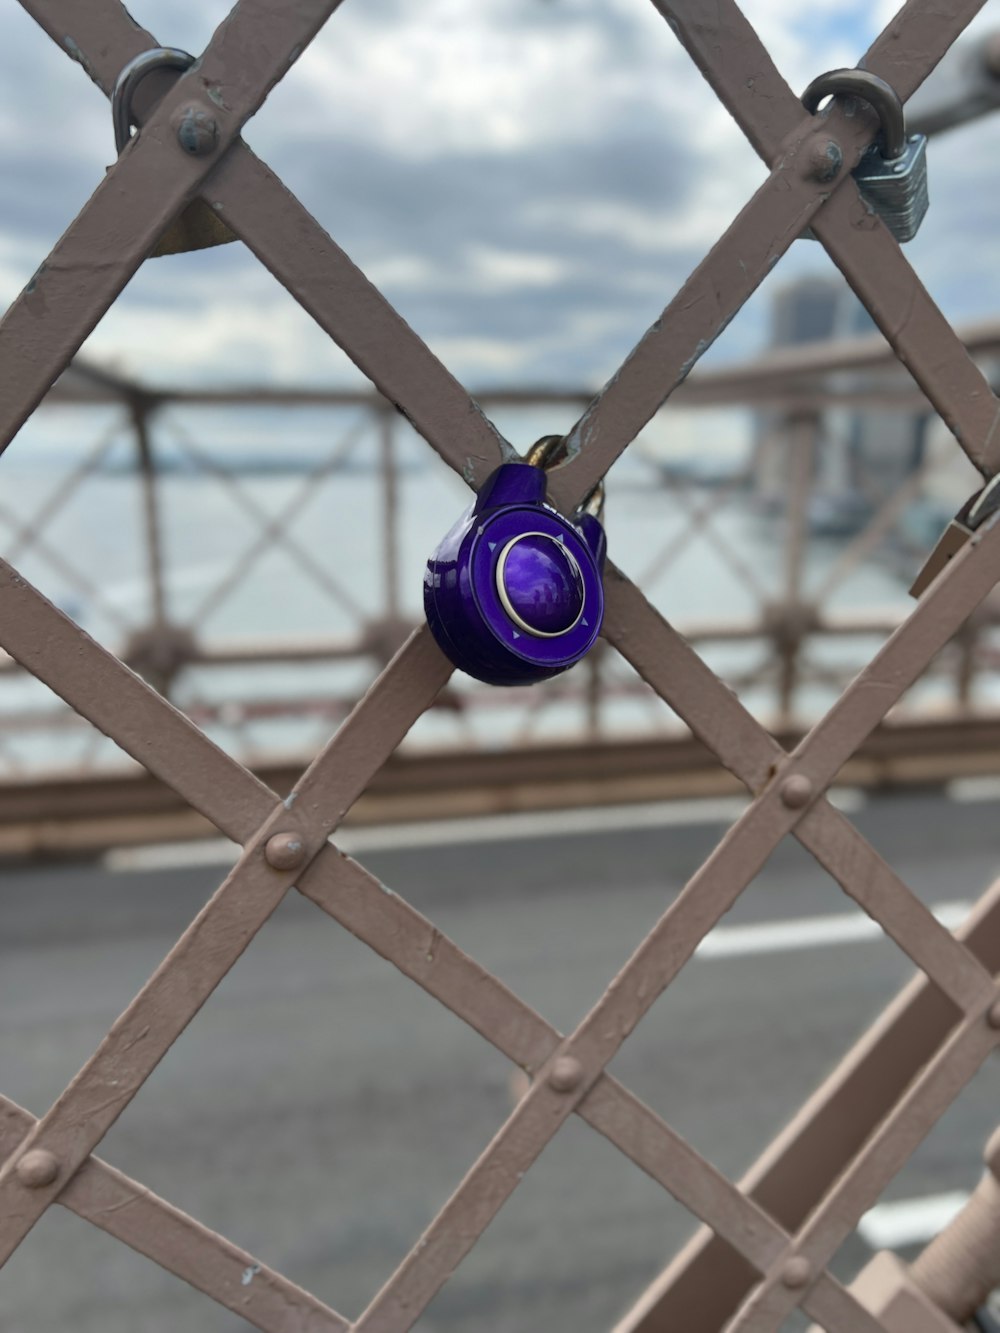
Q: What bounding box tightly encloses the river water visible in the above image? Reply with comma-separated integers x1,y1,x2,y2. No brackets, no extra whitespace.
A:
0,399,962,774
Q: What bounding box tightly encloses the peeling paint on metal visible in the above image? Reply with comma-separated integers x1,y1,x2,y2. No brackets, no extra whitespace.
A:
4,6,1000,1333
24,264,46,295
677,339,710,384
63,36,98,84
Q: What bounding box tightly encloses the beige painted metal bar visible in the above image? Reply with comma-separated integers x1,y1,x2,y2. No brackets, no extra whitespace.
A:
618,879,1000,1333
0,559,808,1284
211,150,513,486
0,558,275,839
24,0,513,484
795,803,990,1013
577,1080,788,1274
303,852,818,1282
0,0,345,457
0,613,451,1263
546,134,874,511
25,0,922,512
0,563,906,1321
651,0,1000,477
812,194,1000,474
0,555,857,1317
602,568,996,1013
801,1272,898,1333
0,1096,351,1333
0,548,983,1321
355,519,1000,1330
727,993,1000,1330
641,0,1000,478
8,0,1000,1328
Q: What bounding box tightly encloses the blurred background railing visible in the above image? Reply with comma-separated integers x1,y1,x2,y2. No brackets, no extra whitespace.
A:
6,286,1000,852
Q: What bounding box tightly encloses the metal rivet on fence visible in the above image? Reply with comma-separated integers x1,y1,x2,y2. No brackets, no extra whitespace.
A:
264,832,308,871
780,774,815,809
547,1056,584,1093
14,1151,60,1189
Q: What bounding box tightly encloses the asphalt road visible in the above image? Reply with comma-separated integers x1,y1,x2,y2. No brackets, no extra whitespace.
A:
1,787,999,1333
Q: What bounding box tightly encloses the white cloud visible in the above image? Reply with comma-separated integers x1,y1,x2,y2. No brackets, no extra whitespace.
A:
2,0,999,395
466,245,570,289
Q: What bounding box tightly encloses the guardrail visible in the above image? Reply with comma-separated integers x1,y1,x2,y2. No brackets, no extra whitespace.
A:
4,328,1000,797
6,2,1000,1331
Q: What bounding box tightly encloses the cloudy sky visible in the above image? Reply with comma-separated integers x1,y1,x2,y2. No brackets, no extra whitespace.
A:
2,0,1000,393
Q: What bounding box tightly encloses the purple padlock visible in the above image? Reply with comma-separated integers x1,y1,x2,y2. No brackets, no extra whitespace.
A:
424,438,606,686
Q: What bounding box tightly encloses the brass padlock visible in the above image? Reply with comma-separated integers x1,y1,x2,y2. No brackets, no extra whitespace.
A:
112,47,237,258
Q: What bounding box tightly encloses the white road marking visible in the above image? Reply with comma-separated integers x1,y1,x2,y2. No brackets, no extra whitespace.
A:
103,788,866,874
858,1190,970,1250
694,901,970,959
949,775,1000,803
103,805,974,958
105,839,239,872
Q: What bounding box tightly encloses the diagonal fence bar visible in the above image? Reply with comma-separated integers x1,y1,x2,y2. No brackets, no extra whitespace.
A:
0,578,452,1261
354,519,1000,1330
0,553,878,1326
0,1095,352,1333
601,567,995,1012
8,0,1000,1328
604,573,1000,1327
630,0,1000,481
726,993,1000,1330
0,509,888,1330
618,878,1000,1332
0,0,346,457
20,0,514,482
0,539,871,1316
543,0,999,509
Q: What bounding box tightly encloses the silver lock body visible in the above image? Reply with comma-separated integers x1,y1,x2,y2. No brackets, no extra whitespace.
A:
800,69,929,245
853,133,929,243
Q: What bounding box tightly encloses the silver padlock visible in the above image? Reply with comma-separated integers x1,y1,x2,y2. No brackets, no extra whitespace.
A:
801,69,929,244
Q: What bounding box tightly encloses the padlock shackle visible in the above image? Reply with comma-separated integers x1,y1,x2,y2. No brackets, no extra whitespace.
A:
524,434,605,521
524,434,570,470
528,434,608,522
577,481,605,524
801,68,907,161
964,472,1000,530
113,47,194,155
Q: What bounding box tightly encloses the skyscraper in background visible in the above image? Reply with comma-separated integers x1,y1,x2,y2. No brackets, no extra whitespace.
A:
754,277,924,532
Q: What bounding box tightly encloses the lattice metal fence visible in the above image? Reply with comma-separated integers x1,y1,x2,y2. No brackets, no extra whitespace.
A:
3,2,1000,1330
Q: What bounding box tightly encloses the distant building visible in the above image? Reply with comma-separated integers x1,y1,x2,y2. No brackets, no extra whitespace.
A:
754,277,924,531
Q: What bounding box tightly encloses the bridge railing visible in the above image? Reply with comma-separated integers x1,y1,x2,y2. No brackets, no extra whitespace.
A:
4,333,1000,782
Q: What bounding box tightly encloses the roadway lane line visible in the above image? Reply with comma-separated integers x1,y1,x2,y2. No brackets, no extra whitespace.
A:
694,901,971,958
858,1190,969,1250
949,775,1000,803
103,788,867,874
